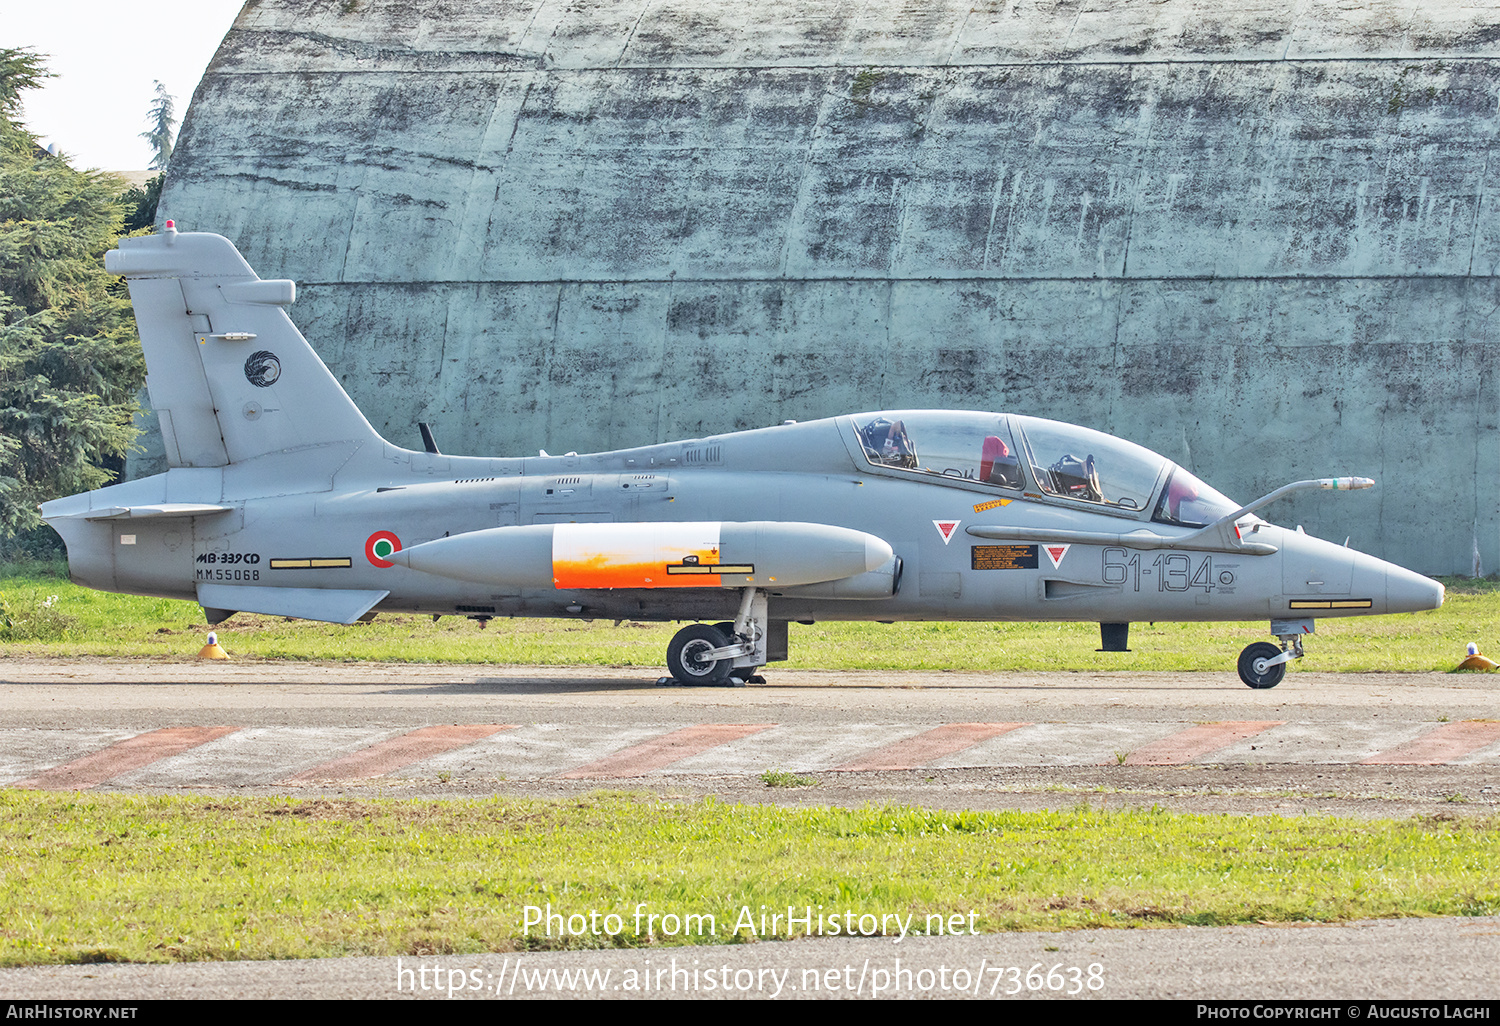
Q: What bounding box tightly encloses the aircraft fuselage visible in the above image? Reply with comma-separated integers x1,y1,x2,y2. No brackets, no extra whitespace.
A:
46,416,1438,628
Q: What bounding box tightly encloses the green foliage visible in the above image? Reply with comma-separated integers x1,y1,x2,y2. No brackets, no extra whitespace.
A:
761,768,820,788
0,49,144,544
0,588,76,640
120,172,164,234
0,793,1494,964
0,49,50,155
140,81,175,171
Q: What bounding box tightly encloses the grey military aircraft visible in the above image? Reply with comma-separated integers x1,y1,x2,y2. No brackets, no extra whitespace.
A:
41,227,1444,688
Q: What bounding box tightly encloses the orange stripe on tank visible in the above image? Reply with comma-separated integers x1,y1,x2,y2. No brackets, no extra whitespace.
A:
554,556,722,589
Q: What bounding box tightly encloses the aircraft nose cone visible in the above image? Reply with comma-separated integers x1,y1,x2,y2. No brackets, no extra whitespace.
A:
1387,564,1444,613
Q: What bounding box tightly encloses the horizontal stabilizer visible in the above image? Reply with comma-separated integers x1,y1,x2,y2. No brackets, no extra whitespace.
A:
196,584,388,625
72,503,234,521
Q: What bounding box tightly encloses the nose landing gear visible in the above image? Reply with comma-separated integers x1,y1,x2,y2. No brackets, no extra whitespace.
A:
1237,618,1313,689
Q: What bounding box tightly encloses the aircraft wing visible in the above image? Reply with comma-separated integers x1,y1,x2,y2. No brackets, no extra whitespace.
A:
196,584,389,625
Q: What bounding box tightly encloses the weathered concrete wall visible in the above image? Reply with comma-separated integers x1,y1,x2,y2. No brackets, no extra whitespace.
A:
148,0,1500,572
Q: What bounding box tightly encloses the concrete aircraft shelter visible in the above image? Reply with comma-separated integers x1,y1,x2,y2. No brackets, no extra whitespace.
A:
147,0,1500,574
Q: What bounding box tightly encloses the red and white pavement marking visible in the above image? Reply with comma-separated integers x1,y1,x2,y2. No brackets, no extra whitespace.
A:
937,721,1184,766
118,726,413,788
284,724,514,782
388,723,685,779
1361,720,1500,765
0,728,135,782
655,723,925,775
836,723,1029,771
1120,721,1285,766
557,723,774,779
14,726,239,790
1,719,1496,789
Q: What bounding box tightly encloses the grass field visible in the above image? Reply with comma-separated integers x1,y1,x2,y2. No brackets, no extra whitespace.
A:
0,560,1494,672
0,791,1494,965
4,561,1495,969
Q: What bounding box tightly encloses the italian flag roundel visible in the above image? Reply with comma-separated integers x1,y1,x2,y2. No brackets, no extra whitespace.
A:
366,530,402,567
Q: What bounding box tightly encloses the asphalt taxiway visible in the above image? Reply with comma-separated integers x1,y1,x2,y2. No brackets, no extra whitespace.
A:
0,660,1495,814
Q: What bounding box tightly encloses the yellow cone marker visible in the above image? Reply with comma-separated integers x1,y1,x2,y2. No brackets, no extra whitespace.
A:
198,630,230,660
1456,642,1495,671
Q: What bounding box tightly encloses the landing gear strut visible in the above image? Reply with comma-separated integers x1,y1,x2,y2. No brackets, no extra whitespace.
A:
1237,618,1313,689
664,588,768,687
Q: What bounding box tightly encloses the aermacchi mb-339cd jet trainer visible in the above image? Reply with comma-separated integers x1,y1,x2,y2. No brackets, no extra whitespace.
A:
42,228,1445,688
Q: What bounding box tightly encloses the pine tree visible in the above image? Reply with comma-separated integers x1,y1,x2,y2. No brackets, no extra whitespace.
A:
0,48,144,549
121,172,164,234
140,81,175,171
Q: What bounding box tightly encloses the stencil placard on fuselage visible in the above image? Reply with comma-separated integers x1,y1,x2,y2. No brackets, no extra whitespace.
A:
971,544,1039,570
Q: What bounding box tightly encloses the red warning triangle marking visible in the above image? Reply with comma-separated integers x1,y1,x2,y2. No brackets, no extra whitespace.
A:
933,520,960,544
1044,543,1070,568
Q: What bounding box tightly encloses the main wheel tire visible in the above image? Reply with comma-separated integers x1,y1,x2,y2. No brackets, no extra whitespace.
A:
667,624,732,686
1238,641,1286,689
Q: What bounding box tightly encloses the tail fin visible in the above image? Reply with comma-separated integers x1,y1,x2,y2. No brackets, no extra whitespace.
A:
106,225,383,468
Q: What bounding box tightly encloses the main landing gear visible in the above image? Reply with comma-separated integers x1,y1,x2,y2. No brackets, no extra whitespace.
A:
1237,618,1313,689
664,588,768,686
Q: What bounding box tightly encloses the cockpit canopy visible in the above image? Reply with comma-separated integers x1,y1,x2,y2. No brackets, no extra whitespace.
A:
850,411,1239,528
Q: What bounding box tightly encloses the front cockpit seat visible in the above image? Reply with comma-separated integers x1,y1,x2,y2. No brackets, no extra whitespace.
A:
981,435,1023,488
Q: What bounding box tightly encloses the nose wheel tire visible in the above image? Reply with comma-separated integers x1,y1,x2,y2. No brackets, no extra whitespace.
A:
667,624,733,686
1238,641,1286,689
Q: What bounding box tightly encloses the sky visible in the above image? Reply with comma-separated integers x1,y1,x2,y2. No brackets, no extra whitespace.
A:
6,1,246,172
